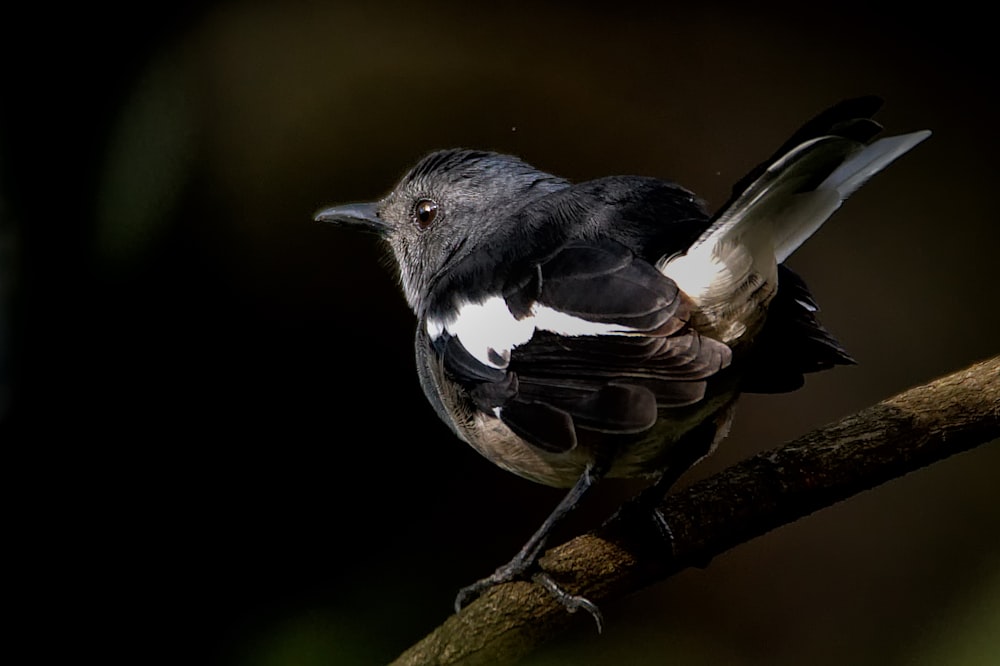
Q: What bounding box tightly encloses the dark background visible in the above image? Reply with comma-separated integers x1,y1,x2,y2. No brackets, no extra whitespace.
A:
3,2,998,664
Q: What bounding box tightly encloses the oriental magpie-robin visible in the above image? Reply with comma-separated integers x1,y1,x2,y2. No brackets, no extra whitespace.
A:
315,97,929,620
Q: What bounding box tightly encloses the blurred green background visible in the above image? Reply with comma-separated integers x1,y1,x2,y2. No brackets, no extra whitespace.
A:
3,2,997,664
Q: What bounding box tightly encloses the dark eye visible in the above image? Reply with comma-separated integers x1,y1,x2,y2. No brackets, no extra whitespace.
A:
413,198,439,230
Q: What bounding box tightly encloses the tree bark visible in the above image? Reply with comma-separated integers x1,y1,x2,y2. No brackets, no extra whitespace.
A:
392,355,1000,666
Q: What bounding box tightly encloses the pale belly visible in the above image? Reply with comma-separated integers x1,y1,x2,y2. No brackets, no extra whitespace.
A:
447,379,739,488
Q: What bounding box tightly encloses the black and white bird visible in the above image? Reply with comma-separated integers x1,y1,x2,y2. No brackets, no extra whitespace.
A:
316,97,929,619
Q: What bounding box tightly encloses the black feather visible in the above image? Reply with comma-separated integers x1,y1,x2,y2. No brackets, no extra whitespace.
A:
533,240,684,331
425,177,710,321
717,96,886,217
435,332,507,382
500,400,577,453
740,265,855,393
431,238,732,451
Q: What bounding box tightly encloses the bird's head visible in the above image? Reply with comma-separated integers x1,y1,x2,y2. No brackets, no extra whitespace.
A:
315,149,568,314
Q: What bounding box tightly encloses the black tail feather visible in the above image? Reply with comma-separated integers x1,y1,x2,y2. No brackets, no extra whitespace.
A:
740,265,855,394
716,96,886,221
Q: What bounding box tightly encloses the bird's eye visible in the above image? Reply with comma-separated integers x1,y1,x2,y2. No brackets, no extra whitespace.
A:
413,198,439,230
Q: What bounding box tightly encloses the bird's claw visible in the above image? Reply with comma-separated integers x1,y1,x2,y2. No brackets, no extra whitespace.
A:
453,578,489,613
533,572,604,633
454,558,530,613
454,567,604,634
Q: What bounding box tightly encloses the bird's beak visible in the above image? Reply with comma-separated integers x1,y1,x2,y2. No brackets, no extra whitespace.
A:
314,202,390,236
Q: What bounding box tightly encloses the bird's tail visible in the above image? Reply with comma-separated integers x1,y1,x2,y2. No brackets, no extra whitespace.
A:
660,97,930,346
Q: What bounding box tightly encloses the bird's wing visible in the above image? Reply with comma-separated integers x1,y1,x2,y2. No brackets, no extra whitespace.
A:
426,239,731,454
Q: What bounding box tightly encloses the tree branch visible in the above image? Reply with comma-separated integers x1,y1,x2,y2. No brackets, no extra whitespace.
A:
392,355,1000,666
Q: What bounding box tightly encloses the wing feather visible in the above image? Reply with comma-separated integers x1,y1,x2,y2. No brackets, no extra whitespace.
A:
432,239,732,454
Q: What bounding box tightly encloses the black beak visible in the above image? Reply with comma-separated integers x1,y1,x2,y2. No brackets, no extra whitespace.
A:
314,202,390,236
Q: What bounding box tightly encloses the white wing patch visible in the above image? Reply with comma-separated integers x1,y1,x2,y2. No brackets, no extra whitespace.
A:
532,304,630,337
427,295,634,369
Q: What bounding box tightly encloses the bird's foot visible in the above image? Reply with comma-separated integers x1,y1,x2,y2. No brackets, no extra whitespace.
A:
605,495,677,560
453,560,604,633
454,555,533,613
454,465,607,615
533,572,604,633
608,496,717,569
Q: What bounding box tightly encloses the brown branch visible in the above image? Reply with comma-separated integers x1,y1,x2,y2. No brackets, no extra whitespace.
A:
392,356,1000,666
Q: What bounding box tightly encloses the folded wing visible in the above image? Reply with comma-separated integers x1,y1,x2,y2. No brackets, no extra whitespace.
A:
429,239,732,453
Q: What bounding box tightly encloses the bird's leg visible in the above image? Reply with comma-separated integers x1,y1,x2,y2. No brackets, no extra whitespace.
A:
455,464,605,613
623,455,699,559
607,412,728,559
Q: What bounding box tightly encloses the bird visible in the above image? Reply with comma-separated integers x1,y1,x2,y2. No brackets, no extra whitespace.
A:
315,96,930,623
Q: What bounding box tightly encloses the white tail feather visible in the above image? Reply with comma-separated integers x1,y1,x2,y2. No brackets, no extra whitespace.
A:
819,131,932,203
660,129,930,344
